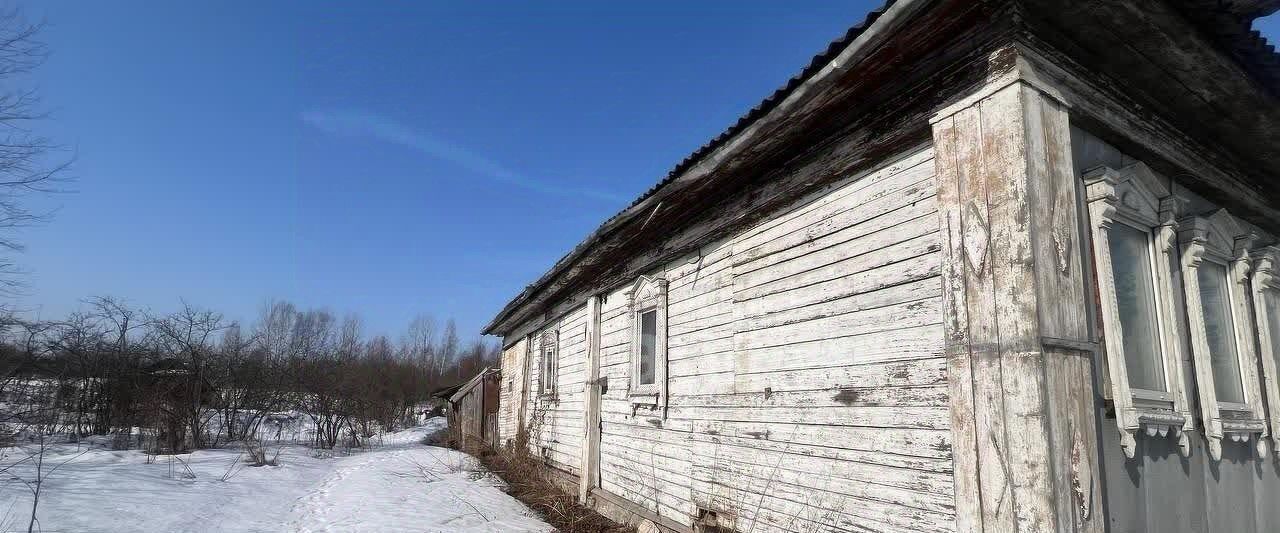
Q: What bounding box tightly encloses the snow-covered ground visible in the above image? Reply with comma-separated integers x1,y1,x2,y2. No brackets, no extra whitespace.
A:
0,418,552,532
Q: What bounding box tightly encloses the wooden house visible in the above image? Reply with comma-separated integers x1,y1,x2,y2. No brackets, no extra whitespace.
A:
483,1,1280,531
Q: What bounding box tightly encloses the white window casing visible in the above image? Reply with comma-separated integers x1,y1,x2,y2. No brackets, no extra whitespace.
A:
625,275,668,413
1084,164,1194,458
1250,245,1280,455
1179,208,1268,460
538,328,558,400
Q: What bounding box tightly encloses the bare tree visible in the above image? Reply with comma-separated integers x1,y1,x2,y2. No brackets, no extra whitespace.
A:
402,314,437,367
255,299,296,361
211,323,271,442
87,297,142,353
8,394,85,533
0,321,87,533
0,8,71,297
289,309,349,449
148,302,227,450
440,319,459,375
338,313,362,358
0,294,493,459
43,312,102,439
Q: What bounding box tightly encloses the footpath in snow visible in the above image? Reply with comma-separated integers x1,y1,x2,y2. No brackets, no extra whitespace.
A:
0,418,552,533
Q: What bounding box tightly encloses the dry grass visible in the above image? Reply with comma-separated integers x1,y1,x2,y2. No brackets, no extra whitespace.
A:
461,431,632,533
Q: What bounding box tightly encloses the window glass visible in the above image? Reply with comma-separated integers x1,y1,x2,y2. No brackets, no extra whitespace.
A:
639,310,657,385
1107,224,1166,391
542,341,555,393
1198,262,1245,403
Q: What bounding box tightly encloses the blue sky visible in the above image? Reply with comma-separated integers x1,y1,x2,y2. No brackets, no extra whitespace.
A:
11,3,1280,340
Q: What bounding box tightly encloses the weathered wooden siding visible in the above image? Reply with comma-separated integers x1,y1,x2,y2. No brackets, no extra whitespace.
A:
498,337,528,446
514,147,954,532
526,305,590,477
1073,127,1280,533
711,146,951,533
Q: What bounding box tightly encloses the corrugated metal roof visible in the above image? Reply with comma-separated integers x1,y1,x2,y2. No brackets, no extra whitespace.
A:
620,2,898,216
485,0,1280,335
483,1,901,334
1171,0,1280,95
1234,26,1280,92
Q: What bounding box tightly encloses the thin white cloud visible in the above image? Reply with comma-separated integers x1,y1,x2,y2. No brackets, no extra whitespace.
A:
300,110,624,202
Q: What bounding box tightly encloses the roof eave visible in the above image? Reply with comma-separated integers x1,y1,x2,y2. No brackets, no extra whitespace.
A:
482,0,934,337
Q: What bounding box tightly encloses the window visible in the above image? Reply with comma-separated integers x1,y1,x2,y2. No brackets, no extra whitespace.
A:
638,309,657,385
1179,209,1269,460
1108,224,1166,392
538,329,558,398
627,275,668,411
1084,164,1193,458
1197,262,1245,404
1250,246,1280,456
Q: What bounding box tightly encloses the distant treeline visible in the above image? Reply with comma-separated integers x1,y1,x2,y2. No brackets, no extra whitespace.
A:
0,297,497,452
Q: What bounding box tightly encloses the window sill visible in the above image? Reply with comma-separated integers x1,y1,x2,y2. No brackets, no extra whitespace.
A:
629,388,658,406
1116,405,1191,458
1217,402,1254,415
1134,409,1185,427
1132,389,1175,404
1219,411,1266,433
1107,396,1178,418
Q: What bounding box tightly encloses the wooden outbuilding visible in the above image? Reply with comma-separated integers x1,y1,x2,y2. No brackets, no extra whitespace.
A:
447,368,501,450
484,1,1280,532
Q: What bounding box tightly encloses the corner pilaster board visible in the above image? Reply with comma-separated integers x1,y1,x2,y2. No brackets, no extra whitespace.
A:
578,295,602,503
934,46,1102,533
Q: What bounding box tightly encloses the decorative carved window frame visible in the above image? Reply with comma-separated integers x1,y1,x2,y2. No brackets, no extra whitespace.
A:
625,275,668,411
537,328,559,400
1250,245,1280,455
1084,164,1194,458
1178,208,1268,459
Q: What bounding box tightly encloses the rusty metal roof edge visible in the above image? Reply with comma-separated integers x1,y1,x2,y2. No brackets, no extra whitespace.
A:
481,0,923,336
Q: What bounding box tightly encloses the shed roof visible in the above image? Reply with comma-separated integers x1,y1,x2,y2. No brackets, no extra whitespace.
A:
431,383,464,400
448,367,498,404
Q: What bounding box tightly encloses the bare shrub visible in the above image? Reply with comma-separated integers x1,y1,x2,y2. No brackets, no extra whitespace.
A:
244,439,279,467
167,455,196,480
467,411,632,533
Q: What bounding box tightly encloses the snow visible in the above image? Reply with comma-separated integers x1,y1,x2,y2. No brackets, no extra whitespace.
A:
0,418,553,532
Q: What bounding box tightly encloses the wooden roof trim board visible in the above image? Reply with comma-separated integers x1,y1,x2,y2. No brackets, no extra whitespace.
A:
484,1,1280,336
483,0,929,335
